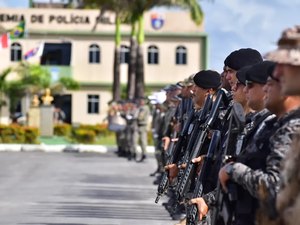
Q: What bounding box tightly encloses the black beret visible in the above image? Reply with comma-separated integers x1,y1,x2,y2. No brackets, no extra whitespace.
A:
245,61,276,84
267,62,279,81
193,70,221,89
236,65,252,85
224,48,263,71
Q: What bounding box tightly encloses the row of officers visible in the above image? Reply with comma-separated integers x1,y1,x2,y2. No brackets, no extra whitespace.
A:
107,97,150,162
150,25,300,225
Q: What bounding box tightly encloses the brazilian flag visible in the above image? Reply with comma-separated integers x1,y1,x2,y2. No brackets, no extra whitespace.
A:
9,20,25,39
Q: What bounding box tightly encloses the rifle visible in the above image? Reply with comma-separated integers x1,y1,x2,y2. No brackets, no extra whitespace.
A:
211,102,245,225
155,109,195,203
175,89,229,202
176,94,213,179
186,129,221,225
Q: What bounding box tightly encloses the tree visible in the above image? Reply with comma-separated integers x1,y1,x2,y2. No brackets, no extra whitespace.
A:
82,0,204,99
126,0,203,98
0,67,12,120
4,62,79,116
125,14,138,100
83,0,129,101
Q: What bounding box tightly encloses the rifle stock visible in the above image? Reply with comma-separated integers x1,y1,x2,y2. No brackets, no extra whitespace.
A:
155,109,195,203
176,90,227,202
186,130,221,225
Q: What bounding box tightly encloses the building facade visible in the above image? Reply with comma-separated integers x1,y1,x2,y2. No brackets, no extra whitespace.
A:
0,8,208,125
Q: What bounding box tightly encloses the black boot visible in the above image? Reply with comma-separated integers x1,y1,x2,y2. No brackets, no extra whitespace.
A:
149,168,159,176
138,154,146,162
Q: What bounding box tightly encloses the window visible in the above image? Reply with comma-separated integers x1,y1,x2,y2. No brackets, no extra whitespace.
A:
120,45,129,64
89,44,100,63
10,42,22,62
176,46,187,65
88,95,99,114
148,45,159,64
41,43,71,65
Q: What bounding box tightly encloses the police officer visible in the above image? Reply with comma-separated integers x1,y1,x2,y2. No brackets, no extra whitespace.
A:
254,63,300,225
223,48,263,88
135,97,151,162
153,84,181,185
150,97,167,176
164,70,221,224
122,100,139,160
190,61,277,225
264,25,300,225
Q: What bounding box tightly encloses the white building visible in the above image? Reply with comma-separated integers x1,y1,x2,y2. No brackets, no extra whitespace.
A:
0,8,208,125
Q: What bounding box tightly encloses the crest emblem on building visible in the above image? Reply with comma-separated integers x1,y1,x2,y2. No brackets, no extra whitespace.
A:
151,13,164,30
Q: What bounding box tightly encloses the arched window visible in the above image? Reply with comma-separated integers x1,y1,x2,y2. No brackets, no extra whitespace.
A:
148,45,159,64
120,45,129,64
176,46,187,65
10,42,22,62
89,44,100,63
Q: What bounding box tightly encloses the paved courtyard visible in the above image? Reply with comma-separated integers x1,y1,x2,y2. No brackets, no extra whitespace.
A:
0,151,173,225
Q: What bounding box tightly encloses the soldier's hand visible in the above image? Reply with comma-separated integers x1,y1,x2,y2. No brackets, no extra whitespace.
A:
189,197,209,221
191,156,203,164
178,163,186,169
164,163,178,183
192,156,204,174
162,136,170,151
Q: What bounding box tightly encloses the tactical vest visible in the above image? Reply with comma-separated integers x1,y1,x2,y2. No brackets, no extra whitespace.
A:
234,114,277,225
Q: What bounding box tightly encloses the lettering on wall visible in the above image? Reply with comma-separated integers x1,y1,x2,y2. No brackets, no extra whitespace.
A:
0,13,113,25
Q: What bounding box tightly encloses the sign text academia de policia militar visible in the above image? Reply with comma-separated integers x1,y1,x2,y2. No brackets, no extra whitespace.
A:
0,13,113,25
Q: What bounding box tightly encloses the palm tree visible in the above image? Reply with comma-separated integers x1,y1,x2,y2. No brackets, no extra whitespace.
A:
127,0,204,98
82,0,203,99
126,16,138,100
83,0,129,101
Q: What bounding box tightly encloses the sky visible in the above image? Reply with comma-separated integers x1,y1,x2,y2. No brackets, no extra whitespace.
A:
1,0,299,72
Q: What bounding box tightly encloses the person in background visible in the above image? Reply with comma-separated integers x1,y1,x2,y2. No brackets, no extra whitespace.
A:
53,107,66,124
190,61,277,225
135,97,151,162
263,25,300,225
223,48,263,88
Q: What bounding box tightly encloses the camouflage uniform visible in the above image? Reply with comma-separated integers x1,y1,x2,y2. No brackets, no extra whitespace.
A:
257,108,300,224
135,103,150,160
262,25,300,225
122,103,139,160
151,104,166,173
203,109,276,225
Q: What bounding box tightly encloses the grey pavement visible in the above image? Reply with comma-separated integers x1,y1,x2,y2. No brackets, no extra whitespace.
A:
0,150,174,225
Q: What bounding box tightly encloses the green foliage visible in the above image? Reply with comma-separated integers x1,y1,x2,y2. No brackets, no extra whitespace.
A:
95,123,112,136
23,127,39,144
78,124,102,136
0,124,39,144
73,128,96,144
58,77,80,90
70,123,113,144
54,123,72,136
14,62,51,93
2,62,80,115
5,80,27,114
0,67,12,110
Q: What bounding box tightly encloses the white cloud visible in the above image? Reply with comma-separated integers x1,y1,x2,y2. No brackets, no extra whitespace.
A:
201,0,300,71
